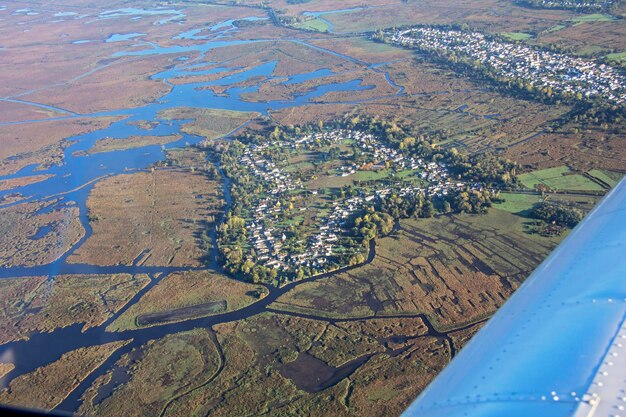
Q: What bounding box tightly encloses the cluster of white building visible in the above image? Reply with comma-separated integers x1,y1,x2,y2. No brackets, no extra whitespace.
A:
235,129,462,275
239,143,299,195
351,130,427,172
391,27,626,105
527,0,614,10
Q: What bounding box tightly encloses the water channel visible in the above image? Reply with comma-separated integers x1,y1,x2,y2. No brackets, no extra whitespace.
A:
0,13,457,413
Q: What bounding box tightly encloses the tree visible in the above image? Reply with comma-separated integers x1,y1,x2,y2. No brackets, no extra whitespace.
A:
421,200,435,218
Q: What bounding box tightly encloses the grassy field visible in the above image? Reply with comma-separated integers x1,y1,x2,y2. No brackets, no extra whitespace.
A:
501,32,533,40
571,13,615,23
547,24,566,32
140,312,450,417
0,174,53,192
294,17,330,32
587,169,624,188
606,51,626,62
493,192,542,214
518,166,604,191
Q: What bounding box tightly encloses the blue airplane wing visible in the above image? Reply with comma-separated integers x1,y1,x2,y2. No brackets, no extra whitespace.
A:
402,178,626,417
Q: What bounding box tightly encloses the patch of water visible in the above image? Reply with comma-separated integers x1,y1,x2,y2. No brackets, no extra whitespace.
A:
105,33,145,43
284,68,334,85
29,224,54,240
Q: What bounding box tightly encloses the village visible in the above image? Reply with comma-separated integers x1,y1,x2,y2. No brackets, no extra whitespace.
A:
389,27,626,106
231,128,462,278
518,0,617,10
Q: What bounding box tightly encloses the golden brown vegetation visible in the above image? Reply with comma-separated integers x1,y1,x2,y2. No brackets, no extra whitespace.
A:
79,329,220,417
148,312,450,417
68,169,223,267
0,363,15,379
0,175,53,192
108,270,266,331
0,200,84,268
0,274,149,344
158,107,259,140
0,340,129,410
82,135,182,155
0,117,122,176
273,210,559,328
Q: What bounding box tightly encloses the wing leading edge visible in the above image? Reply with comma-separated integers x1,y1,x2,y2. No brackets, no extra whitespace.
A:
402,178,626,417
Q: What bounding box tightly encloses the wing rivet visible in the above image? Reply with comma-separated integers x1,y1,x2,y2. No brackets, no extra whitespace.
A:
553,396,559,401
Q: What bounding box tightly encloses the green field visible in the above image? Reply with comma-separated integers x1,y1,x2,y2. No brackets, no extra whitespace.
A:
284,161,314,172
571,13,615,22
547,24,566,32
294,17,329,32
493,192,541,214
502,32,533,41
518,166,604,191
352,169,420,182
354,170,390,181
606,51,626,62
587,169,624,188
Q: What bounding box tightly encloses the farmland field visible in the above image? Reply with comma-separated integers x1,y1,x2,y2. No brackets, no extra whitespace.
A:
295,17,330,32
587,169,624,188
493,192,542,214
502,32,533,40
518,166,605,191
571,13,615,23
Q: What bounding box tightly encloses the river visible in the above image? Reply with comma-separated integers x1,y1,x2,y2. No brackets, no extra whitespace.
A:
0,12,420,414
